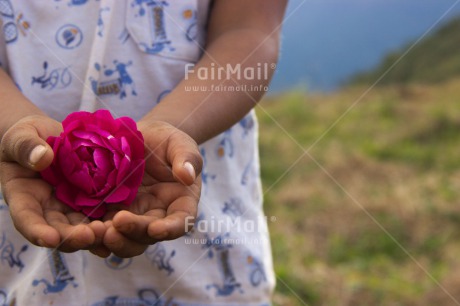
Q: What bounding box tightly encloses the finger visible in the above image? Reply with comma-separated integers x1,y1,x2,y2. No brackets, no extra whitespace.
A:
87,220,108,247
67,215,107,248
167,132,203,186
6,179,60,247
89,245,111,258
87,220,111,258
44,209,96,252
148,195,198,240
1,116,60,171
103,226,149,258
112,209,165,243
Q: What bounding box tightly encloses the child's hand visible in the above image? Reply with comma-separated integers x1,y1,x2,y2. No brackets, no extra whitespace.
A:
102,121,203,258
0,115,109,256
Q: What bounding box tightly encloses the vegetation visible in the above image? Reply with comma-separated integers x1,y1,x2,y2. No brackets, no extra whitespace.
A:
258,80,460,305
352,17,460,86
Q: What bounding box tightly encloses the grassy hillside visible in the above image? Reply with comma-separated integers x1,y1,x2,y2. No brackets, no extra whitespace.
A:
258,79,460,305
352,16,460,85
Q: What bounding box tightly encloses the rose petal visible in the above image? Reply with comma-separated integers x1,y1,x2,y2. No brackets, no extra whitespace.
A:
108,136,121,152
62,112,90,132
45,110,145,218
84,124,112,138
41,166,63,186
71,138,96,149
61,154,79,178
93,173,107,191
123,189,138,206
49,136,64,165
93,109,115,131
93,148,112,172
120,136,131,159
116,156,131,185
115,127,144,160
69,166,95,194
41,136,62,185
107,169,117,186
72,130,106,148
59,138,80,176
100,136,115,151
76,146,92,162
115,117,138,134
82,205,106,219
105,185,131,203
124,159,145,188
113,152,122,169
47,135,58,149
94,170,118,197
75,193,102,207
119,162,144,205
130,131,145,160
55,183,79,210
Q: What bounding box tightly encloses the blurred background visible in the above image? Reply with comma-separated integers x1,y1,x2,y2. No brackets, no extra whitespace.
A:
259,0,460,305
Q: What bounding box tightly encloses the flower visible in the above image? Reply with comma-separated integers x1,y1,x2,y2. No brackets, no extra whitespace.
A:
41,110,145,218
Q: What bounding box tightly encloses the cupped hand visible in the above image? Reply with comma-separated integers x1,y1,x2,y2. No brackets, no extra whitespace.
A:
0,115,109,256
102,120,203,258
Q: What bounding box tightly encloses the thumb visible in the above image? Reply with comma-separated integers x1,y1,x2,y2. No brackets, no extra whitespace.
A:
168,133,203,186
28,144,53,171
1,117,59,171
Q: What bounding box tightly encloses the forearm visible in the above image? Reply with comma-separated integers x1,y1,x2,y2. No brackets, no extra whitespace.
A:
142,29,279,144
0,69,46,138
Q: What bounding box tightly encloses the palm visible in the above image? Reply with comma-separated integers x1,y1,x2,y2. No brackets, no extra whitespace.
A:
102,121,202,257
1,117,202,258
0,115,107,253
4,173,104,252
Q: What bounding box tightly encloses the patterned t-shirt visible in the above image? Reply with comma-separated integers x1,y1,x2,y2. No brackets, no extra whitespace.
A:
0,0,275,305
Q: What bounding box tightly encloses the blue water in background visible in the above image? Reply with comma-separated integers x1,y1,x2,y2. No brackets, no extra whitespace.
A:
269,0,460,93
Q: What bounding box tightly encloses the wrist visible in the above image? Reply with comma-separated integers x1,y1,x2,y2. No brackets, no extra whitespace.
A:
138,115,200,144
0,70,47,138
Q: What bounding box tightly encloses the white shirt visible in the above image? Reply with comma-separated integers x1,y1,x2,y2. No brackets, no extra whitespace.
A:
0,1,275,305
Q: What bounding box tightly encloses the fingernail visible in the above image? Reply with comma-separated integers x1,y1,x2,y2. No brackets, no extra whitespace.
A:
184,162,195,179
29,145,47,165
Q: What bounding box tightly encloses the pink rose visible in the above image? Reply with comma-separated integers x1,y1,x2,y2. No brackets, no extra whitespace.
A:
41,110,145,218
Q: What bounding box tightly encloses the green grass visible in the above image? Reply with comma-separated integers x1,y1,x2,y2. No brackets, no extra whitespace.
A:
259,79,460,305
352,17,460,86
